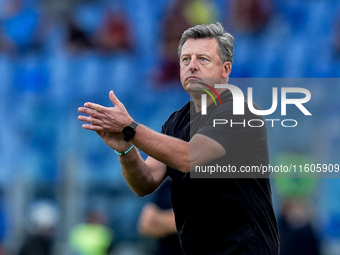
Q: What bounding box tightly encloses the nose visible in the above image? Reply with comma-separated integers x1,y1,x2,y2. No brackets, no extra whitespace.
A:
188,57,198,72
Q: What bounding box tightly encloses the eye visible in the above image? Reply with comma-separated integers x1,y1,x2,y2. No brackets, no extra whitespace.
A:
182,57,190,64
199,57,208,62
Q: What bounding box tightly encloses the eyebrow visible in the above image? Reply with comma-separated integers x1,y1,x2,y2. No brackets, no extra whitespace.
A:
181,53,211,58
197,54,210,58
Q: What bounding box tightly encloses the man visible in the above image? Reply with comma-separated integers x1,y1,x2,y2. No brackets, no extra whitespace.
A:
138,177,183,255
78,23,279,255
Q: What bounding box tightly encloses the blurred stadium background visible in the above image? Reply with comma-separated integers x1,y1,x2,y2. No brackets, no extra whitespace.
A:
0,0,340,254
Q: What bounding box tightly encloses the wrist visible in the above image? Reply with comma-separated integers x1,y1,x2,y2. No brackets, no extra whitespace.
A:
114,144,135,156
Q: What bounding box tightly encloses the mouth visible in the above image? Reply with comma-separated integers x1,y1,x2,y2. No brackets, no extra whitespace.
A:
186,76,200,81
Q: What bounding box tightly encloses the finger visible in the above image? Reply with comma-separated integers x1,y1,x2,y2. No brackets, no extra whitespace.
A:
78,107,105,118
109,90,123,107
81,123,104,131
83,102,107,113
78,115,101,125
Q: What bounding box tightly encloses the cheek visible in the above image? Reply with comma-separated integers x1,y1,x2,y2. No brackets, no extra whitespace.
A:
203,67,219,78
180,66,186,79
212,66,225,78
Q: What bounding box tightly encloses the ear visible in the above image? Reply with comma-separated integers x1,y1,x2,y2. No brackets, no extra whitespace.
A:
222,62,232,78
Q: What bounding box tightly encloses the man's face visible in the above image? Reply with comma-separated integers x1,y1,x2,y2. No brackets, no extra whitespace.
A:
179,38,231,95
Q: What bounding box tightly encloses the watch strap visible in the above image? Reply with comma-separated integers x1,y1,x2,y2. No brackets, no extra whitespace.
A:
130,121,139,129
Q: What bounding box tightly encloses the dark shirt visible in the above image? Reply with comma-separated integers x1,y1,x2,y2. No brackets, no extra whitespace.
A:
18,234,52,255
161,89,279,255
279,217,320,255
153,178,183,255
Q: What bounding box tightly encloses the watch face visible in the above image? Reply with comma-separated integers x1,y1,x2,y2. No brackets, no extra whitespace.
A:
124,127,135,137
123,126,136,141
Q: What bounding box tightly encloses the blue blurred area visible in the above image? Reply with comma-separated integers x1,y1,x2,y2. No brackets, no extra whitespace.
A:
0,0,340,254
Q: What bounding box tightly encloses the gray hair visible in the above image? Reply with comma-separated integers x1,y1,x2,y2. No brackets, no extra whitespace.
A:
177,22,234,64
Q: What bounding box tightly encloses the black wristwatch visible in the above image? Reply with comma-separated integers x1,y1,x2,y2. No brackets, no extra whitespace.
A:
122,121,139,142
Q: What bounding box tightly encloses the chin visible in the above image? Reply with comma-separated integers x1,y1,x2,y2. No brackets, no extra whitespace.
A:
188,80,205,91
188,88,204,98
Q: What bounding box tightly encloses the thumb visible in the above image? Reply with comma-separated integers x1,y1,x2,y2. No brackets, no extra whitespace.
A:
109,90,122,106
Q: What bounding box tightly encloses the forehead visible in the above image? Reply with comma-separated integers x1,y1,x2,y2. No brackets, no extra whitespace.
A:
181,38,219,56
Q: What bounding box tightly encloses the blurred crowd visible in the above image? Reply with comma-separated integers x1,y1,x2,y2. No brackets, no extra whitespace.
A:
0,0,340,254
